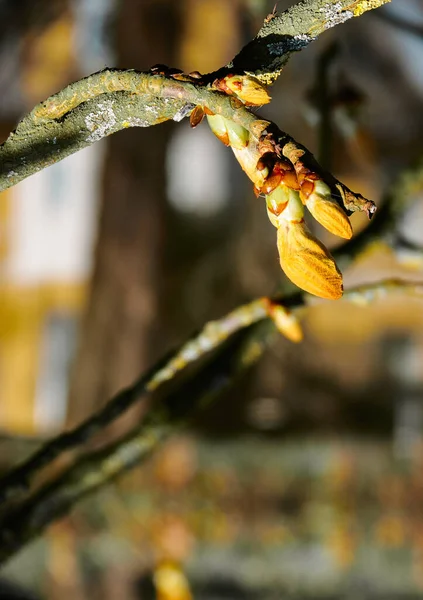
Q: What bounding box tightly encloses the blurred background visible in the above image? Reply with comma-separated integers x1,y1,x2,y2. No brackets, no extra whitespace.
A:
1,0,423,598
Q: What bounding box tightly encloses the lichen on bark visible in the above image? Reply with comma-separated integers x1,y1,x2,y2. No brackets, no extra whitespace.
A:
0,0,390,192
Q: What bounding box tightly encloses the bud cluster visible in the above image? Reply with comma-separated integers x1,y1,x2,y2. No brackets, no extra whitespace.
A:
202,78,376,299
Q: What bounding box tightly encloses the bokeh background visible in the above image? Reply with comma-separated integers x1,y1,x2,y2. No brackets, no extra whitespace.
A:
1,0,423,598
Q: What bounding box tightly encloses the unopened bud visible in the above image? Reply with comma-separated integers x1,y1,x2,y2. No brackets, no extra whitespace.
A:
276,220,343,299
305,180,353,239
206,115,249,150
268,303,303,343
206,114,229,145
224,75,271,106
266,185,291,227
224,119,250,149
189,105,205,128
232,144,265,187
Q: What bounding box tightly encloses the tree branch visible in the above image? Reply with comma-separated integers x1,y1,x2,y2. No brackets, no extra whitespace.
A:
0,278,421,563
0,0,390,192
2,145,421,516
0,317,276,563
228,0,390,84
0,0,408,564
0,297,296,505
0,72,202,192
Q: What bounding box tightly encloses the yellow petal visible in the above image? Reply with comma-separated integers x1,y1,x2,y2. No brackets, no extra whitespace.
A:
277,220,343,299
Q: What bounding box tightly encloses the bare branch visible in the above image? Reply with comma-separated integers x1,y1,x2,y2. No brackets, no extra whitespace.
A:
0,0,409,565
0,318,277,563
0,298,292,505
0,0,390,192
0,68,269,192
0,277,421,563
227,0,391,83
1,101,421,521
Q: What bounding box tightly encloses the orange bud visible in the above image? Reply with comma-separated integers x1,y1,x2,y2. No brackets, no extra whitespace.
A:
307,196,353,239
189,105,205,128
224,75,271,105
304,180,353,239
276,220,343,299
268,303,303,343
261,172,282,195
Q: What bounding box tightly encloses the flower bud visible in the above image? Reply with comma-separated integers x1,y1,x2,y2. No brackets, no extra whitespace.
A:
206,114,229,145
206,115,249,150
276,220,343,299
303,180,353,239
265,185,291,226
232,144,266,188
268,303,303,343
224,75,271,106
189,105,205,128
225,120,250,150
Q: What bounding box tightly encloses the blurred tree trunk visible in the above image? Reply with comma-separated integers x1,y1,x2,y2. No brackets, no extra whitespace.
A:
67,1,183,425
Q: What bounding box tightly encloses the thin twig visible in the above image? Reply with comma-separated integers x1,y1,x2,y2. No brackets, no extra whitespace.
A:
0,278,421,563
1,150,422,508
0,298,288,504
0,319,277,563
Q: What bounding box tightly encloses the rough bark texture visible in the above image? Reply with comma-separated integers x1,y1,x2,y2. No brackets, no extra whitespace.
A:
229,0,390,82
0,0,390,192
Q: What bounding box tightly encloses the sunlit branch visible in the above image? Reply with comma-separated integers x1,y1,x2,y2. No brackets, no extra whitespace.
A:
0,148,421,520
0,277,422,563
0,318,276,563
0,297,297,505
0,0,389,192
228,0,390,84
0,0,409,565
